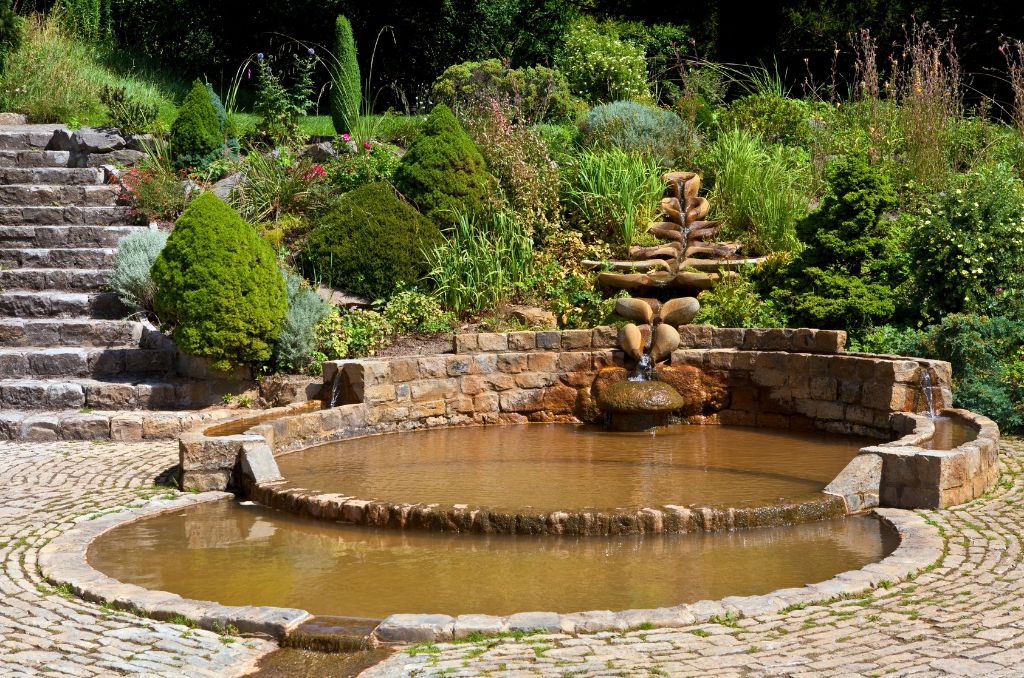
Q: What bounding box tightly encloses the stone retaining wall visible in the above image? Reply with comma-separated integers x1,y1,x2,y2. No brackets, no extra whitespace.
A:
177,326,999,513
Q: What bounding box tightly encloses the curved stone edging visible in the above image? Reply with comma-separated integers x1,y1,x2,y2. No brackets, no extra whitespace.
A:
37,492,312,640
37,491,942,648
370,507,943,643
248,476,848,536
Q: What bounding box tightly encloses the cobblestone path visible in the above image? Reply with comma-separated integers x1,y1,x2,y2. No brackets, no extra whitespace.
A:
4,437,1024,677
0,439,272,677
370,438,1024,677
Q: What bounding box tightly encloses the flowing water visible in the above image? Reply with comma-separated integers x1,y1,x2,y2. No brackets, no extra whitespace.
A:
925,416,978,451
920,370,938,419
88,499,897,619
204,401,322,437
275,424,868,512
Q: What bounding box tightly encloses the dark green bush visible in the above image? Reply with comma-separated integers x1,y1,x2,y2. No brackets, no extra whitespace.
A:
392,103,493,223
720,93,811,146
432,59,575,124
169,80,223,170
299,182,443,300
152,193,286,370
0,0,24,74
330,14,360,135
99,84,158,134
908,162,1024,322
773,157,908,329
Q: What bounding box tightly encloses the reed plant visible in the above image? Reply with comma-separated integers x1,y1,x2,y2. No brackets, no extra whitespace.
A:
427,209,534,315
700,128,811,254
561,148,663,249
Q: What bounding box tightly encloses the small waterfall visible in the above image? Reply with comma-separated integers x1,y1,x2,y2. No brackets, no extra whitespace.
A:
920,370,938,419
328,370,343,408
628,353,653,382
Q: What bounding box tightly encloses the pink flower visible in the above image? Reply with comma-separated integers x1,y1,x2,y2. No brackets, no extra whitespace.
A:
341,133,350,141
363,141,371,150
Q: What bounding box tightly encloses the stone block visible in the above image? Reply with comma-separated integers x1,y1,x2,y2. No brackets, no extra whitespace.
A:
591,325,618,349
507,611,561,633
409,378,456,402
109,414,144,442
478,333,509,352
416,356,447,378
85,383,135,409
535,331,561,350
411,400,446,418
557,351,591,373
453,614,507,639
363,384,396,404
527,352,558,372
809,376,837,400
142,414,182,439
445,355,472,376
179,436,244,472
497,353,528,373
60,413,110,440
374,614,455,643
499,389,544,413
389,358,419,382
484,373,515,391
711,328,746,348
241,442,283,484
47,382,85,408
180,469,231,492
473,393,500,413
453,334,478,353
515,372,556,389
560,329,592,350
508,331,537,351
20,414,60,441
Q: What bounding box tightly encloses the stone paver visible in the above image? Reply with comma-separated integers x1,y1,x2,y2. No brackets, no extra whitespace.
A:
0,439,272,676
367,438,1024,677
4,436,1024,677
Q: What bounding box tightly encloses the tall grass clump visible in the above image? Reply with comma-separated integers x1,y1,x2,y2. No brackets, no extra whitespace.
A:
562,148,663,248
0,12,178,126
700,128,812,254
427,210,534,315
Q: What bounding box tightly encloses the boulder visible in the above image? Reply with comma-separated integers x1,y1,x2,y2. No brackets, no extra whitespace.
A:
618,323,644,361
82,149,144,167
596,380,684,414
212,172,243,200
510,305,556,329
655,365,729,415
650,323,680,364
0,113,27,125
661,297,701,326
300,141,339,163
615,298,653,324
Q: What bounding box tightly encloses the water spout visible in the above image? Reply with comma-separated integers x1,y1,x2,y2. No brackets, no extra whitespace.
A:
920,370,938,419
629,353,653,382
329,370,343,408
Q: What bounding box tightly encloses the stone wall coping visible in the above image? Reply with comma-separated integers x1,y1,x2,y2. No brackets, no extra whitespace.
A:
248,473,847,536
38,492,312,640
40,493,941,648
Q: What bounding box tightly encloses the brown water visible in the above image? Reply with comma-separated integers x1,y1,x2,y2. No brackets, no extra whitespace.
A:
204,400,322,437
88,500,897,619
925,417,978,450
276,424,867,511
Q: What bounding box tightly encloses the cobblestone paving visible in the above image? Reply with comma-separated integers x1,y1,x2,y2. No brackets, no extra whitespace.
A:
370,438,1024,678
0,439,273,677
5,437,1024,677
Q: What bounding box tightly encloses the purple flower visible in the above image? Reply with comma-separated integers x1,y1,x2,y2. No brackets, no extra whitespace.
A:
996,287,1004,294
257,52,264,60
271,150,280,158
307,47,315,56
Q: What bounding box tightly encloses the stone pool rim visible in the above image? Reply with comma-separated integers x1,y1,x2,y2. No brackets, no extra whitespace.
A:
39,491,943,645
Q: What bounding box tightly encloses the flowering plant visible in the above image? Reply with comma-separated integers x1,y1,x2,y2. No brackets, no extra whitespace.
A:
116,165,189,223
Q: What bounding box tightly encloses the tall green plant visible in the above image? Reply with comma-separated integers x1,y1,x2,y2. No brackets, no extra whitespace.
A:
700,128,811,254
330,15,360,135
427,209,534,315
561,148,663,248
59,0,110,42
0,0,23,74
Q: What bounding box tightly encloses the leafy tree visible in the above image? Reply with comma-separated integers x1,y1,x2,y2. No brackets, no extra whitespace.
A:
330,14,360,134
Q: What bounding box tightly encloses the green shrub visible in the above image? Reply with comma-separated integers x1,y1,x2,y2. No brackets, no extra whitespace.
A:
581,100,691,165
0,0,24,74
299,182,442,300
249,50,316,148
700,128,812,254
463,101,559,234
275,270,332,371
773,157,907,330
532,123,579,164
116,146,189,222
110,229,167,313
152,193,286,370
720,94,811,146
326,142,401,193
392,103,493,223
330,15,360,135
378,286,455,334
557,20,647,103
99,84,158,134
231,149,325,224
561,148,664,248
432,58,575,124
59,0,111,42
908,162,1024,322
170,80,223,170
899,315,1024,433
340,309,394,357
693,271,786,328
427,209,534,315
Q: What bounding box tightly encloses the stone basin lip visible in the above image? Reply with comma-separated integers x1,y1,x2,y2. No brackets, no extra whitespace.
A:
39,491,942,646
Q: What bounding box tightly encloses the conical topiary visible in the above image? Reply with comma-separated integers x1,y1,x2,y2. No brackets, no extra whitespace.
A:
392,103,493,223
330,14,361,135
152,193,287,370
170,80,222,170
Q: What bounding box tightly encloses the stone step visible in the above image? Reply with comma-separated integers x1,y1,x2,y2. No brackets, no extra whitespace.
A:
0,150,72,168
0,408,230,441
0,225,148,248
0,346,176,378
0,319,144,347
0,206,134,225
0,291,126,319
0,184,119,207
0,377,247,411
0,167,104,185
0,125,65,151
0,268,110,292
0,247,115,269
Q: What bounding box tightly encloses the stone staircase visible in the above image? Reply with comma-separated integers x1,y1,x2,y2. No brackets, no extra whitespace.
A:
0,124,237,441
